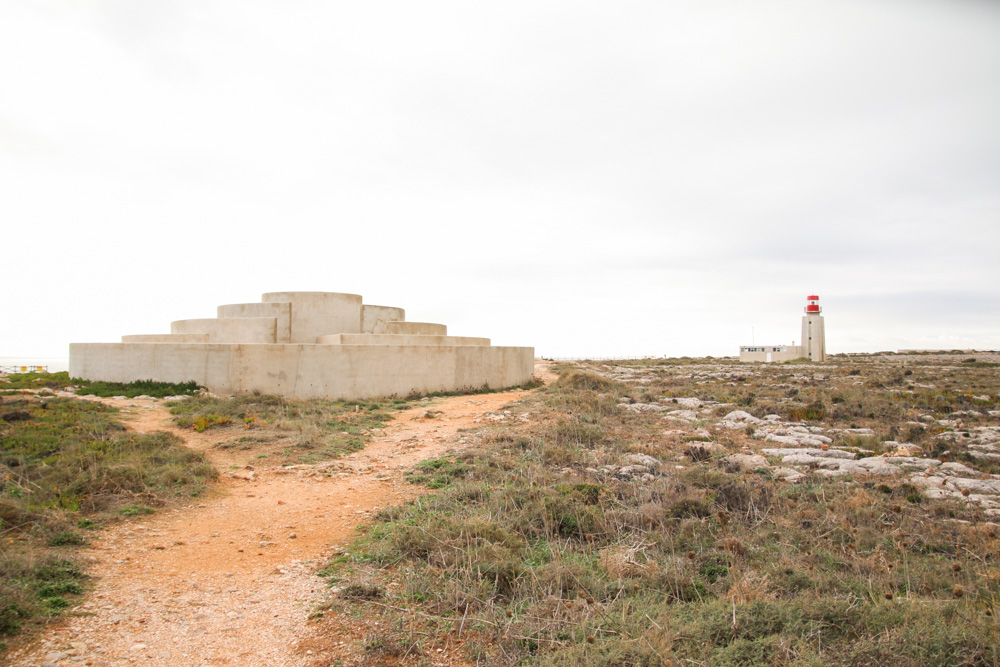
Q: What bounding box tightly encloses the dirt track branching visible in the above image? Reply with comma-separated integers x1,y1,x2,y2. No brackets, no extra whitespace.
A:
167,392,408,463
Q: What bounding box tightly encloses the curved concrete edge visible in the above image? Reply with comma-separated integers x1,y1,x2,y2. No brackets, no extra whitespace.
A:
261,292,363,342
217,302,292,343
171,317,277,344
122,334,209,343
262,291,363,301
362,305,405,334
316,334,490,346
386,322,447,336
69,343,534,400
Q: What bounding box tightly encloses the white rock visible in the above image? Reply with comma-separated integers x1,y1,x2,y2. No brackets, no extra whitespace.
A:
671,397,704,408
772,467,807,482
764,432,833,447
940,462,978,476
722,454,770,472
761,448,854,460
620,402,669,413
719,411,763,428
624,453,660,467
687,442,727,455
663,409,700,422
949,478,1000,495
850,457,906,475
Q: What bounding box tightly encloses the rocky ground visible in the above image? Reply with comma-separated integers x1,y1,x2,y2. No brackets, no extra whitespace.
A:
601,353,1000,516
5,364,555,667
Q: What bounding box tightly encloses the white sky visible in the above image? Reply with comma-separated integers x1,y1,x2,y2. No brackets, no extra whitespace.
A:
2,0,998,360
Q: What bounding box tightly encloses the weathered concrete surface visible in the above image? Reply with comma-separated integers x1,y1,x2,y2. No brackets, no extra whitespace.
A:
385,321,447,336
739,295,826,362
171,317,277,344
262,292,363,343
362,305,405,334
316,334,489,346
69,342,534,400
72,291,533,399
121,334,208,343
218,302,292,343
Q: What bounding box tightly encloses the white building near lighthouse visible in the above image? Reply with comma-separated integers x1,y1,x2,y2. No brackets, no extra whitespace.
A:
739,295,827,363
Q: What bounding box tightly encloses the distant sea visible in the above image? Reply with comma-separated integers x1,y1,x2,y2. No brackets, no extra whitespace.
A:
0,357,70,373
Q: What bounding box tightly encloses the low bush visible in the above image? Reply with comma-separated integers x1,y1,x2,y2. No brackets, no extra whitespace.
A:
168,392,404,463
321,357,1000,666
0,394,215,651
73,378,201,398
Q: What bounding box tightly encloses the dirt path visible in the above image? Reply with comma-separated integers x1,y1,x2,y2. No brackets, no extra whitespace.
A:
7,362,556,667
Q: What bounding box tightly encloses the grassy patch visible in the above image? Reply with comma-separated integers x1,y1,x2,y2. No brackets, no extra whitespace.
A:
0,371,201,398
73,378,201,398
410,377,545,400
0,393,215,652
0,371,75,391
168,392,405,463
320,357,1000,666
406,456,471,489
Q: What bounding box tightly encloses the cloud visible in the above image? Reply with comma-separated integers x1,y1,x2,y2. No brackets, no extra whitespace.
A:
1,0,997,358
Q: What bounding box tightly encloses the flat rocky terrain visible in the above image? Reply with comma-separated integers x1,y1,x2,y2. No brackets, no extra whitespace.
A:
3,354,998,666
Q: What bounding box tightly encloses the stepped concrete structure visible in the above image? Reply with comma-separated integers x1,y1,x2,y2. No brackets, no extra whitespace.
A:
739,295,827,363
70,291,534,399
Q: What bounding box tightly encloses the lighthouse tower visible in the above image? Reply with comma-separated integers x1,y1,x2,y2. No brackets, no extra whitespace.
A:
800,295,826,361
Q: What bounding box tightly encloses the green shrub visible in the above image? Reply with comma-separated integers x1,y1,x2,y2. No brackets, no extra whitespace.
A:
73,378,200,398
0,395,214,650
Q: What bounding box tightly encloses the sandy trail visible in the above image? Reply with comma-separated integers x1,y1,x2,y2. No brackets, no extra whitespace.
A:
8,362,556,667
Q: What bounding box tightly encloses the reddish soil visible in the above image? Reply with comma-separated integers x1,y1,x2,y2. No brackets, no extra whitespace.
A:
7,361,556,667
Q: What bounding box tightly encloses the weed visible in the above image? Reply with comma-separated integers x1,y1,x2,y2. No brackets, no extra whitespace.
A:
168,392,400,464
0,393,214,651
321,354,1000,665
119,505,155,516
73,378,201,398
46,531,85,547
407,456,469,489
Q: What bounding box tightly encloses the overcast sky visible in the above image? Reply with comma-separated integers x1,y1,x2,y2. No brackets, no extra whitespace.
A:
2,0,998,361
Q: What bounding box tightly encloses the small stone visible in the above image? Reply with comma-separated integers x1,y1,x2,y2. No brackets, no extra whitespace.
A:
288,533,297,539
624,453,660,467
722,453,769,472
130,643,147,651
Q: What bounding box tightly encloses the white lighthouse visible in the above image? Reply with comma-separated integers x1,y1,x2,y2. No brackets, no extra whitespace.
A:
801,295,826,362
739,295,828,363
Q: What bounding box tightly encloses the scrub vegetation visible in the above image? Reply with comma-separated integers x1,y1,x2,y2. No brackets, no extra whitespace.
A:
323,354,1000,666
167,393,408,463
0,389,215,652
0,371,200,398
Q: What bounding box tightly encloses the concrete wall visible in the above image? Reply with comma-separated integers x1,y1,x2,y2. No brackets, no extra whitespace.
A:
385,321,447,336
70,342,535,400
218,302,292,343
171,317,277,344
122,334,209,343
71,290,534,400
739,346,804,363
262,292,362,342
362,305,405,334
316,334,489,346
801,315,826,362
